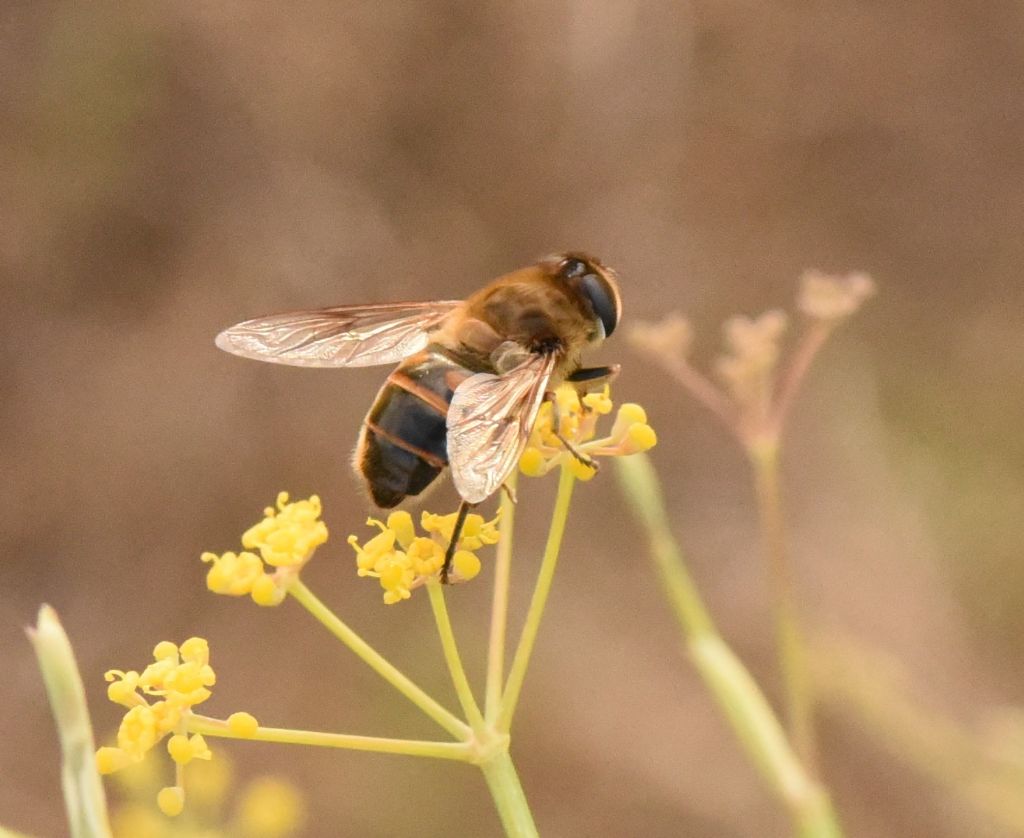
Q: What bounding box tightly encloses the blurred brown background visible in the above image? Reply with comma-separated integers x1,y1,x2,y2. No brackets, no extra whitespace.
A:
3,2,1024,836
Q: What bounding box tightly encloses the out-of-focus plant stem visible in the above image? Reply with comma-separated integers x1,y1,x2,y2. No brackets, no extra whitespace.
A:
814,635,1024,835
748,440,817,773
615,454,842,838
27,605,112,838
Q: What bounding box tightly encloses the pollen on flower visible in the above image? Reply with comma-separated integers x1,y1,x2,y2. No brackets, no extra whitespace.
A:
349,508,500,603
517,385,657,478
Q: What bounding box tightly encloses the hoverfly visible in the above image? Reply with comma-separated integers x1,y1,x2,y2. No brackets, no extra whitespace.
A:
216,252,622,579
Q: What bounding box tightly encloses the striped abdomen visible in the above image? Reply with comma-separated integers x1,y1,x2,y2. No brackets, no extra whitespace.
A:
355,348,475,508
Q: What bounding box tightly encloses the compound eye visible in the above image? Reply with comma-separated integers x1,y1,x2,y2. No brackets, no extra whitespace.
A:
559,258,588,279
581,273,620,339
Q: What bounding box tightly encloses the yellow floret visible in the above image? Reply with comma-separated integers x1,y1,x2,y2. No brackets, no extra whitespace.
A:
519,446,547,476
105,670,141,707
250,573,285,606
625,423,658,452
452,550,481,581
203,550,264,596
228,711,260,738
568,457,598,481
167,733,210,765
582,386,614,414
236,777,307,837
386,510,415,550
242,493,328,568
157,785,185,817
95,746,132,775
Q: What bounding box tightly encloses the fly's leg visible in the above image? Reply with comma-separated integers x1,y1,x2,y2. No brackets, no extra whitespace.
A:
548,388,599,473
441,499,473,584
565,364,620,388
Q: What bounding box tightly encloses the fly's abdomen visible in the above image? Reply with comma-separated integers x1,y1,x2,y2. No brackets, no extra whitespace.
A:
355,349,473,508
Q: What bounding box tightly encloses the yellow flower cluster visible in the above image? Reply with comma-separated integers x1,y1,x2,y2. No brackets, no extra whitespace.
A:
202,492,327,606
96,639,259,817
519,384,657,479
349,509,500,604
110,748,306,837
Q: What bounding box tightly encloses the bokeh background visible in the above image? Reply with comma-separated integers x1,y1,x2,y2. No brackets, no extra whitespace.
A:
4,2,1024,836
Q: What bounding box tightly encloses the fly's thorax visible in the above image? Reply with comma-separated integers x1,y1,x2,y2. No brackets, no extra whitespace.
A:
463,274,596,358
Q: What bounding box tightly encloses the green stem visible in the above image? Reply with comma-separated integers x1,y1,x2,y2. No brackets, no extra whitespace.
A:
27,605,112,838
498,465,576,732
188,714,472,761
486,474,518,722
427,581,486,731
615,454,842,837
691,637,841,838
748,443,817,773
479,749,539,838
288,580,470,741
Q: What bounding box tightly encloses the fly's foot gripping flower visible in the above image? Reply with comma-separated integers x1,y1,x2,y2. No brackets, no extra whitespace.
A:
96,638,259,818
519,384,657,479
349,509,499,604
203,493,327,606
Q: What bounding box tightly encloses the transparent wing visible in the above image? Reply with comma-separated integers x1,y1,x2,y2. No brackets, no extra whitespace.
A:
215,301,462,367
447,352,557,504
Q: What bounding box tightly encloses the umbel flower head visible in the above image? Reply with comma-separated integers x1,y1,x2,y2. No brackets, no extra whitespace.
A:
95,638,259,817
349,509,500,604
519,384,658,479
202,492,327,606
627,269,875,447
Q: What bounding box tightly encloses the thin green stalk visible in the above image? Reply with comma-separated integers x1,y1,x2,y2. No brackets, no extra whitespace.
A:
27,605,112,838
615,454,842,838
288,580,470,740
691,636,841,838
479,749,539,838
486,474,518,722
188,714,472,761
748,443,816,773
498,465,576,732
427,581,486,731
614,453,714,637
